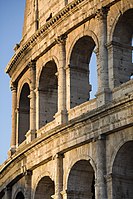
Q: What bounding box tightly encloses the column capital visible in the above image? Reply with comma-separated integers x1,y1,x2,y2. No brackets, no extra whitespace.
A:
52,153,64,160
28,60,36,70
96,6,109,20
93,134,106,142
55,34,67,45
10,81,17,91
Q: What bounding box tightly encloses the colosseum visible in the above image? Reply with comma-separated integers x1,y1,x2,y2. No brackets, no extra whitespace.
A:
0,0,133,198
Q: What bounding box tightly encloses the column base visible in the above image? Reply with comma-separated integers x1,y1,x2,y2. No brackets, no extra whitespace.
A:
26,130,36,144
54,110,68,125
96,88,112,107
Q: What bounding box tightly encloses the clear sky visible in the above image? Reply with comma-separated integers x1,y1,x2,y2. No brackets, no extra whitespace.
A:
0,1,26,164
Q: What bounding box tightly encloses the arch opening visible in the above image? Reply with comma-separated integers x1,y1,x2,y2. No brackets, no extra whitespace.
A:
67,160,95,199
15,191,24,199
18,83,30,144
34,176,55,199
39,61,58,128
112,141,133,199
69,36,97,108
111,9,133,87
89,51,97,99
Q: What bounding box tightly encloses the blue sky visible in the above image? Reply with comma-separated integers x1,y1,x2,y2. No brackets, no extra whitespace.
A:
0,1,25,164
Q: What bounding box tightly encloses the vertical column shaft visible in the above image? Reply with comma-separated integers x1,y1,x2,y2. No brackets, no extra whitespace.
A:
24,170,32,199
57,35,67,112
29,61,36,132
10,82,17,153
95,136,107,199
54,34,68,124
55,154,64,199
96,7,109,92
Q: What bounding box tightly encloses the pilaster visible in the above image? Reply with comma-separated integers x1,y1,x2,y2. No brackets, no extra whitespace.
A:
96,7,111,107
9,82,17,155
106,173,113,199
26,61,36,143
54,34,68,125
95,135,107,199
24,170,32,199
53,153,64,199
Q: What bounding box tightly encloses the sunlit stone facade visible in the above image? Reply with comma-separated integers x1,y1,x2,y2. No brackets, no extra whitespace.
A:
0,0,133,198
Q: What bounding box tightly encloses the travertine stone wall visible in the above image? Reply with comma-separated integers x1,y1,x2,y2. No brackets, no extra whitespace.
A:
0,0,133,198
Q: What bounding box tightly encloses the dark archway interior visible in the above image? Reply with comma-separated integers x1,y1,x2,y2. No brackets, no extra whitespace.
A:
34,176,55,199
19,83,30,144
16,191,24,199
67,160,95,199
112,9,133,86
112,141,133,199
70,36,96,108
39,61,58,128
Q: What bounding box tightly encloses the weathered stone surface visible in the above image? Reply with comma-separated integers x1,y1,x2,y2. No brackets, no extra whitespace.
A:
1,0,133,198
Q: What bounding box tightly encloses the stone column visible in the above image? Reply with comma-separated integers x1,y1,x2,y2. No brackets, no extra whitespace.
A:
95,135,107,199
24,170,32,199
10,82,17,155
54,154,64,199
55,34,68,124
16,107,19,146
66,65,70,111
96,7,111,106
26,61,36,143
5,187,12,199
106,173,113,199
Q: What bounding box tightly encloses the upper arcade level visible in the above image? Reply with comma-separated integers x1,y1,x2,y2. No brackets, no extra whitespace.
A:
5,0,133,154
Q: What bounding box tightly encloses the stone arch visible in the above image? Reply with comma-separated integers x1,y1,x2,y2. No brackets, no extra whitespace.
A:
68,34,97,108
64,154,96,190
112,141,133,199
15,192,24,199
67,159,95,199
36,56,59,89
17,78,31,106
67,30,99,66
13,189,25,199
18,82,30,144
108,8,133,88
34,176,55,199
38,59,58,128
109,2,133,43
